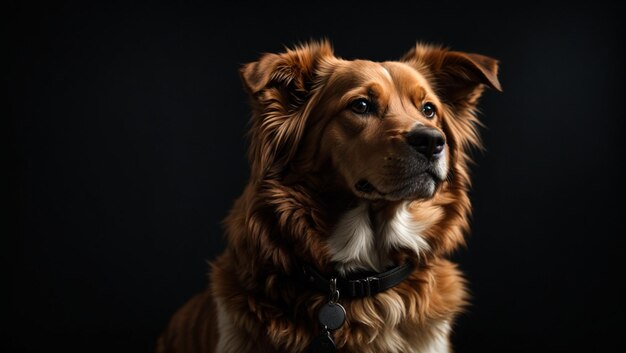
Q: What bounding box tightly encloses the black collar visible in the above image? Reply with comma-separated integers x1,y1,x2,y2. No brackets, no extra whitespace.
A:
301,262,415,298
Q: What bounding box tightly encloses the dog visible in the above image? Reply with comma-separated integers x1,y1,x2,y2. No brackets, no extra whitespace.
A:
156,40,500,353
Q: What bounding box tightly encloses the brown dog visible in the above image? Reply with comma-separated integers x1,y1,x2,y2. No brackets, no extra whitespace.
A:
156,40,500,353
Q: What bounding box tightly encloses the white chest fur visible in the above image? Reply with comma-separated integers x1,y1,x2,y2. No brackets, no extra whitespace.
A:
326,201,430,275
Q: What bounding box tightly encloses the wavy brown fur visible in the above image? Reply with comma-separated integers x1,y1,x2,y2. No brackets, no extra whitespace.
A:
156,40,500,353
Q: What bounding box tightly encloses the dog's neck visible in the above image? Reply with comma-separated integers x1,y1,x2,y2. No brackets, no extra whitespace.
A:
326,200,430,276
272,174,433,276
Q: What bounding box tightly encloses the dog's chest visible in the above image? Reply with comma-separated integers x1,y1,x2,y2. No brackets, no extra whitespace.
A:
320,202,450,353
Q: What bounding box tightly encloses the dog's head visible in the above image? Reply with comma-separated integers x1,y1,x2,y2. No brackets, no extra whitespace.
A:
241,40,500,204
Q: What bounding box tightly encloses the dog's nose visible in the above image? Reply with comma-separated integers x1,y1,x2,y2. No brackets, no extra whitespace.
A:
406,126,446,159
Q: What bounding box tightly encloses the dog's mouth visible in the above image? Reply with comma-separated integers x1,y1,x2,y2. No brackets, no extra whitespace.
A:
355,179,377,193
354,171,442,201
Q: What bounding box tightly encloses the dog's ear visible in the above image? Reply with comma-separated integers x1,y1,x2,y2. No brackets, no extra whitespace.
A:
401,44,501,107
240,41,334,180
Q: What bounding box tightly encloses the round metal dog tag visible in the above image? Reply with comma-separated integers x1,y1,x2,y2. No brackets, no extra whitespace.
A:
310,333,336,353
318,302,346,331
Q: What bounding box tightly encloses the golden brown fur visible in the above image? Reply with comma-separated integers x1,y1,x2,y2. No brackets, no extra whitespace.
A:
156,40,500,353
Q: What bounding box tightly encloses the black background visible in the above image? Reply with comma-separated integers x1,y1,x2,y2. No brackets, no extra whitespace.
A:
7,1,626,352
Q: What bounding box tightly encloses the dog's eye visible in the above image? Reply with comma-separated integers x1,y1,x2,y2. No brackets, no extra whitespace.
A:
422,103,436,119
350,99,372,114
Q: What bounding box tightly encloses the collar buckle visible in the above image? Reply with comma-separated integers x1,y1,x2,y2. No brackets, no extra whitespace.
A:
350,276,380,297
